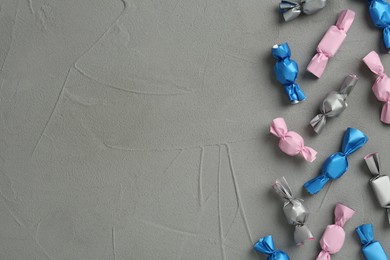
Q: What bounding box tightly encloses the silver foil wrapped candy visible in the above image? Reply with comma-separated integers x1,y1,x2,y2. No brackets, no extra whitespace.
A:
364,152,390,223
279,0,327,22
310,75,358,134
273,177,314,246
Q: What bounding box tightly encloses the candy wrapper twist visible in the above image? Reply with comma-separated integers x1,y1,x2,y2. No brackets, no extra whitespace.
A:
310,75,358,134
304,128,368,194
363,51,390,124
367,0,390,51
316,203,355,260
273,43,306,104
279,0,327,22
356,223,389,260
364,152,390,223
270,117,317,162
307,10,355,78
254,235,290,260
273,177,314,246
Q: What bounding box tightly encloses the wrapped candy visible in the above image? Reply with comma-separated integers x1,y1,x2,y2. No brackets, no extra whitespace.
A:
366,0,390,52
356,223,389,260
316,203,355,260
362,51,390,124
364,152,390,223
273,43,306,104
272,177,314,246
270,117,317,162
310,75,358,134
307,10,356,78
304,128,368,194
254,235,290,260
279,0,327,22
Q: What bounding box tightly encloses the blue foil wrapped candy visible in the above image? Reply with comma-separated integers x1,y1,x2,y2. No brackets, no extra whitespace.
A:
304,128,368,195
367,0,390,52
273,43,306,104
356,224,389,260
254,235,290,260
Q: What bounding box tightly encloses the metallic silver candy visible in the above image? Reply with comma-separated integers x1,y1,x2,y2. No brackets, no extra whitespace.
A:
310,75,357,134
273,177,314,245
364,152,390,223
280,0,327,22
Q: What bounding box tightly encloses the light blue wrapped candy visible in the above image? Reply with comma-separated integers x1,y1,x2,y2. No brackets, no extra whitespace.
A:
304,128,368,194
254,235,290,260
367,0,390,51
356,224,389,260
272,43,306,104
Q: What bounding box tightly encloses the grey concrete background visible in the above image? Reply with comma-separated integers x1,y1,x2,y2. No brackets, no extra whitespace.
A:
0,0,389,259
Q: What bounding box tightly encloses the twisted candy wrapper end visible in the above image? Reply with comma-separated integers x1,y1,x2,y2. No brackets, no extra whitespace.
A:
363,51,385,76
388,208,390,224
279,1,301,22
273,177,315,246
279,0,327,22
356,224,389,260
310,75,358,134
295,225,315,246
273,177,294,203
363,51,390,124
338,74,358,96
304,128,368,194
384,27,390,51
364,152,381,176
270,118,317,162
270,117,288,138
307,53,329,79
307,9,355,78
381,103,390,124
334,203,355,227
284,83,306,104
254,235,290,260
304,175,329,195
272,43,291,60
301,146,317,162
310,114,327,134
316,204,355,260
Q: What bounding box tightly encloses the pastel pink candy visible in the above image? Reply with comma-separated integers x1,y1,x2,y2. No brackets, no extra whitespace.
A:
270,117,317,162
316,203,355,260
307,9,355,78
363,51,390,124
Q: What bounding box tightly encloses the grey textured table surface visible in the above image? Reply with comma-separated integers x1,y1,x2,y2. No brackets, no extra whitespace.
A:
1,0,390,259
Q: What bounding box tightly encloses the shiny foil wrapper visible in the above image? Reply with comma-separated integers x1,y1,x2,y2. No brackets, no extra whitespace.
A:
304,128,368,195
279,0,327,22
316,203,355,260
356,223,389,260
364,152,390,223
310,75,357,134
367,0,390,52
273,43,306,104
273,177,314,246
254,235,290,260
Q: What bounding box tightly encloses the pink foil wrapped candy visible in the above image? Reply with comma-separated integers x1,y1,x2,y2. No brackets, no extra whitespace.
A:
363,51,390,124
270,117,317,162
307,9,356,78
316,203,355,260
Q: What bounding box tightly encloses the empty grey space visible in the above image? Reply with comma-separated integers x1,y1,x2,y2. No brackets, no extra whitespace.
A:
0,0,389,259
